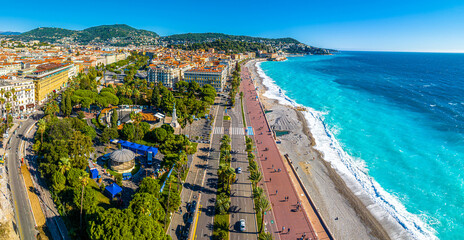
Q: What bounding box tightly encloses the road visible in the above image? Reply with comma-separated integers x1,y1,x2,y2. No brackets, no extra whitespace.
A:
7,117,39,239
192,97,226,240
228,94,258,239
168,96,225,240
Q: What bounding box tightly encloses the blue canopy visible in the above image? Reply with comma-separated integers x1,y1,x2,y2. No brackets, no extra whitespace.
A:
105,183,122,199
111,139,158,156
90,168,99,179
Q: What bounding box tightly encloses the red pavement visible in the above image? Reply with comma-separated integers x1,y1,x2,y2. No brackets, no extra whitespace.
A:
240,65,318,240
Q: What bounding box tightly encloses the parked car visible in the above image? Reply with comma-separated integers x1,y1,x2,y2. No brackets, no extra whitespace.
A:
189,200,197,213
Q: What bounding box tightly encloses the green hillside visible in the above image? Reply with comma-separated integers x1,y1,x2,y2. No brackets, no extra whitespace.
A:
161,32,300,44
17,24,159,45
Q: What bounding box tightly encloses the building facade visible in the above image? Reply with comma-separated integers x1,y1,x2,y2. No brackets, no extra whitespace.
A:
26,63,72,105
183,66,227,92
147,64,181,89
0,78,35,117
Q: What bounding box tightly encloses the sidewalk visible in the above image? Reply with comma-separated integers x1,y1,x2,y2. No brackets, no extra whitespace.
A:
240,66,318,240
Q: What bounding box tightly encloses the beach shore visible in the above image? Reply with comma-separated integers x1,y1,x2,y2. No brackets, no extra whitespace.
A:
245,59,405,240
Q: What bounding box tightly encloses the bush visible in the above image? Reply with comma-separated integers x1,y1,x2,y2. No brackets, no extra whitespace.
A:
77,111,85,120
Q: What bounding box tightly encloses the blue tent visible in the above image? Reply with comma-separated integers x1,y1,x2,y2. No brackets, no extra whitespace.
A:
111,139,158,156
90,168,99,179
105,183,122,199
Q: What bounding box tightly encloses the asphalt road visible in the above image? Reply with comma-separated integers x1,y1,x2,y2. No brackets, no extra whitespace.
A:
193,98,226,240
7,118,39,239
229,94,258,239
168,97,223,240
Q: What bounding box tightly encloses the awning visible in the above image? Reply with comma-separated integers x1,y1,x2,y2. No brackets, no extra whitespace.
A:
105,183,122,199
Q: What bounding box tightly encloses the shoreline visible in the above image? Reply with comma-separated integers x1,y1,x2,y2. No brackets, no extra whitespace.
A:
245,59,407,240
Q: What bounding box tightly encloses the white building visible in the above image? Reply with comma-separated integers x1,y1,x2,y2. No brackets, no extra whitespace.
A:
148,64,182,89
0,78,35,118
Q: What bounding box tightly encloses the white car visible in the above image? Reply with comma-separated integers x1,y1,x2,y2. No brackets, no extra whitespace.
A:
239,219,246,232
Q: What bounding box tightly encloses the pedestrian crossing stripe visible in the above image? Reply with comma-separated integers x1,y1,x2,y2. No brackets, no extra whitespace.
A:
213,127,223,135
230,127,245,135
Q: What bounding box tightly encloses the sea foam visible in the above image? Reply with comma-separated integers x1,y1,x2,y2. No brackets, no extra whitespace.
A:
255,61,437,240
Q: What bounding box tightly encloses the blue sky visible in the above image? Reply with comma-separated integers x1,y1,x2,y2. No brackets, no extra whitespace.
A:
1,0,464,52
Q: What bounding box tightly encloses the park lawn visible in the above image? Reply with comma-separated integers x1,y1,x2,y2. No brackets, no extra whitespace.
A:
88,180,111,208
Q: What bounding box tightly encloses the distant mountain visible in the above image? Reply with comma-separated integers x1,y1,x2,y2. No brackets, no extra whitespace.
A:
17,24,158,45
0,31,22,35
163,33,335,55
161,33,300,45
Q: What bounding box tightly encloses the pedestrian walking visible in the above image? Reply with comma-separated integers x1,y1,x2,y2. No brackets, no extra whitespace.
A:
269,178,271,182
288,228,290,233
276,189,278,194
282,226,285,232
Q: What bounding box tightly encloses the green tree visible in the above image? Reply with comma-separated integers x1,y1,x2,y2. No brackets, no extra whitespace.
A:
37,119,46,145
121,123,135,141
100,127,119,144
249,170,263,188
51,171,66,192
215,193,230,214
129,193,165,221
256,196,271,233
258,232,273,240
138,177,160,197
160,90,175,114
152,127,167,143
111,109,118,128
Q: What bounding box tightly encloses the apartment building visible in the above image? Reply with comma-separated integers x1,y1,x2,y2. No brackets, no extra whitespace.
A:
0,78,35,117
26,63,72,105
147,64,181,89
184,66,227,92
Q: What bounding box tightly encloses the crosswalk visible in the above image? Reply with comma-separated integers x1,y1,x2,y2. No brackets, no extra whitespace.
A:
230,127,245,135
213,127,245,135
213,127,224,135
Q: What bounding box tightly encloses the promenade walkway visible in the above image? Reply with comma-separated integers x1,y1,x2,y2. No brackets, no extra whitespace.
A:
240,66,318,240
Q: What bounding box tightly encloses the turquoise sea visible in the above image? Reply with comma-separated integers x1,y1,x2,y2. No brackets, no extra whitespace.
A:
258,52,464,240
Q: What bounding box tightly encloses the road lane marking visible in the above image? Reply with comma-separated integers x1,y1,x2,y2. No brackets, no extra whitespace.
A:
191,204,202,240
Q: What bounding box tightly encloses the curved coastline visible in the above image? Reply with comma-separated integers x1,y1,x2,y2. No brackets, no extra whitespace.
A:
253,59,436,240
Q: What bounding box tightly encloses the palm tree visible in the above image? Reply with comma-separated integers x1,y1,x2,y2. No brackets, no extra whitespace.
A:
255,196,271,233
12,94,17,115
218,163,236,193
249,170,263,188
59,157,71,174
5,102,11,132
79,175,89,229
258,232,273,240
133,88,140,105
10,88,16,114
215,193,230,214
0,97,5,119
253,186,264,199
37,119,46,144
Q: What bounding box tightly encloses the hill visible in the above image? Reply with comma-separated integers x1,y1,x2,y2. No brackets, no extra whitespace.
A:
164,33,335,55
161,32,300,44
17,24,158,45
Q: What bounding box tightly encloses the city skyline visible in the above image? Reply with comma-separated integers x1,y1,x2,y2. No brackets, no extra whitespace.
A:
1,0,464,52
